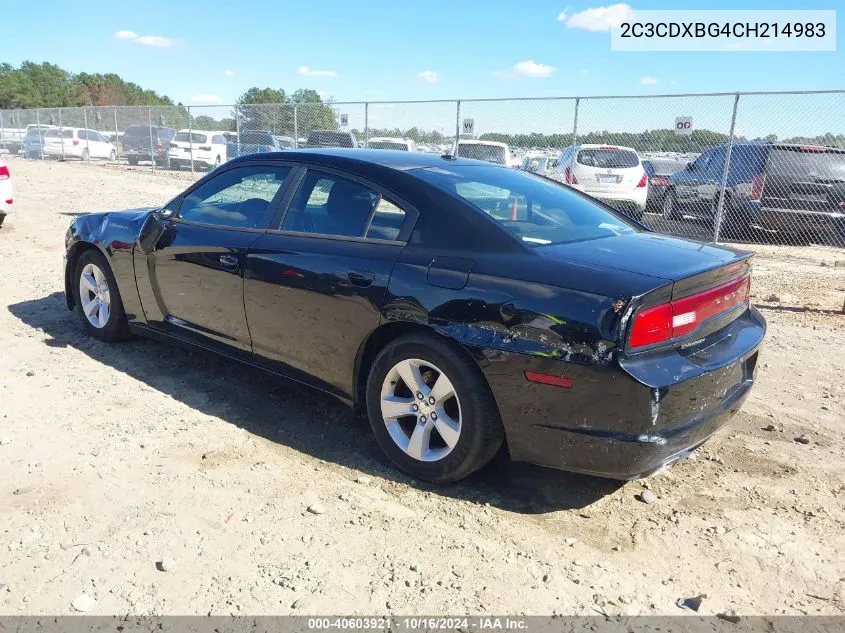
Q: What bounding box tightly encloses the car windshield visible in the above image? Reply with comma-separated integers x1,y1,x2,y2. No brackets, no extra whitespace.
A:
577,148,639,169
368,141,409,150
767,146,845,179
239,131,273,144
308,131,354,147
457,143,506,165
415,164,639,246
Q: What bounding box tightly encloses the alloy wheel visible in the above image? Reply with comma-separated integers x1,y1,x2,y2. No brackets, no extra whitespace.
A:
380,358,462,462
78,262,111,328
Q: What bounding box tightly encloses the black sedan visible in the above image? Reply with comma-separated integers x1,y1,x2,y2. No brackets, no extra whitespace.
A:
63,149,765,483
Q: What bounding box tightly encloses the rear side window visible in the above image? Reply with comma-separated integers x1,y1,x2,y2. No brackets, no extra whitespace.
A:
158,128,175,140
577,148,639,168
174,132,207,144
62,129,74,139
416,164,638,246
766,146,845,179
282,171,380,237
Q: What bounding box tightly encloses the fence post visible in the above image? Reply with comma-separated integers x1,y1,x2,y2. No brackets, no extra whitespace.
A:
713,93,740,244
293,105,298,149
235,104,241,158
453,100,461,157
188,106,194,177
0,110,4,154
83,109,90,162
364,102,369,148
58,109,65,161
34,109,41,159
113,107,119,163
567,97,580,184
147,106,155,171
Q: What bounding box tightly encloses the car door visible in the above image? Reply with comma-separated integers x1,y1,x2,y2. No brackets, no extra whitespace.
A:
135,162,296,357
697,146,727,211
244,166,417,399
85,130,106,158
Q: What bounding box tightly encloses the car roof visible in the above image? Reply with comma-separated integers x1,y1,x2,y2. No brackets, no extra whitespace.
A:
578,143,639,152
225,148,490,171
458,139,508,148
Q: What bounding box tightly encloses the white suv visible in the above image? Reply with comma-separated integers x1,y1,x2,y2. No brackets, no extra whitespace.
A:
168,130,228,170
41,128,117,161
556,144,648,219
367,137,417,151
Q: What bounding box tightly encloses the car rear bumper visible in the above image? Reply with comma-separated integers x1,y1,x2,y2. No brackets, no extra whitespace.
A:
480,306,765,480
752,203,845,233
574,187,648,211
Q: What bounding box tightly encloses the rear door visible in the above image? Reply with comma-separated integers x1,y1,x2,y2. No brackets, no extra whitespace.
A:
762,146,845,215
137,162,295,356
695,146,727,211
244,166,417,399
574,147,642,195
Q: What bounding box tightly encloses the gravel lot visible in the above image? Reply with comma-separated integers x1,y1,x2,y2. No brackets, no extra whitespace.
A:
1,159,844,616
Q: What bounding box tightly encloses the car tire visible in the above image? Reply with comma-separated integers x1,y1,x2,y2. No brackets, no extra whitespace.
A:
366,333,504,483
718,195,752,241
0,213,5,228
128,156,139,166
74,249,130,342
81,149,89,162
109,149,116,162
662,190,679,220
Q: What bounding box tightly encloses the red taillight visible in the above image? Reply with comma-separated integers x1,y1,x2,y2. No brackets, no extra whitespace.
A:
751,173,765,200
564,166,578,184
156,139,163,150
0,165,9,180
636,171,648,188
72,139,79,146
267,145,274,152
629,275,751,349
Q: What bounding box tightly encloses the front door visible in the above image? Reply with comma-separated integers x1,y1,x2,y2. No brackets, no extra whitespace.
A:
138,162,294,355
244,167,415,398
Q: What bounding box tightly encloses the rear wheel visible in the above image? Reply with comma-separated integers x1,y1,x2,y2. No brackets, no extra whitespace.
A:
662,190,679,220
0,213,5,228
74,250,130,342
366,334,504,483
128,156,139,166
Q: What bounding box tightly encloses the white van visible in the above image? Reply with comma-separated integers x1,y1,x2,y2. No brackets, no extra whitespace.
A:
556,144,648,219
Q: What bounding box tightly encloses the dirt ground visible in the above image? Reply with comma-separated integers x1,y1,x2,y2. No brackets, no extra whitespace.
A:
1,159,844,617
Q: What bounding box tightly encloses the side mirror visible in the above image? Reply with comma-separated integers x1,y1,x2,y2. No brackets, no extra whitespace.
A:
137,212,168,255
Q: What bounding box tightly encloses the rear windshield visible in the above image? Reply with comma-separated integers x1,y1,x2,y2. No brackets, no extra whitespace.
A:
238,131,274,144
577,148,639,169
457,143,506,165
416,164,638,246
368,141,409,150
174,132,208,143
308,131,355,147
123,125,150,138
766,147,845,179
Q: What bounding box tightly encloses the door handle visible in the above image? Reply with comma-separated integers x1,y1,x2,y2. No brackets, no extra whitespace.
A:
347,270,375,287
219,254,239,270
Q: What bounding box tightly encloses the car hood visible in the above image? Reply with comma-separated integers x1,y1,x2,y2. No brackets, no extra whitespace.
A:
538,231,750,282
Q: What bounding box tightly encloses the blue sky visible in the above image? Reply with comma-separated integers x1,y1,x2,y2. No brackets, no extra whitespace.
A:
3,0,844,138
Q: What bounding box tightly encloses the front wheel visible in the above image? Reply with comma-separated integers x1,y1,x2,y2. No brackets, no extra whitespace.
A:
128,156,139,166
74,250,130,342
366,334,504,483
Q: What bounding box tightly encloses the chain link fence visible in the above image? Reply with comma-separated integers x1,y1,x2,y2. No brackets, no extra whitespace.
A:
2,91,844,248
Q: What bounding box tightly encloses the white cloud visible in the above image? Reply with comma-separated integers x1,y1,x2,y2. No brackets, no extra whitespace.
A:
640,76,658,85
115,30,172,47
581,68,589,76
557,6,571,21
189,94,223,105
417,70,439,83
513,60,557,78
137,35,172,47
670,80,677,85
224,70,235,78
563,3,633,32
296,66,337,78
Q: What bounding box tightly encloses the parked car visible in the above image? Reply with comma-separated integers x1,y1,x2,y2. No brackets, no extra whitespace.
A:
23,125,57,159
663,142,845,241
168,130,228,170
122,125,176,166
455,140,513,167
367,137,417,151
521,153,558,176
62,149,764,483
226,130,282,159
304,130,358,148
275,136,296,150
643,159,688,212
42,128,117,161
555,144,648,220
0,160,12,227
